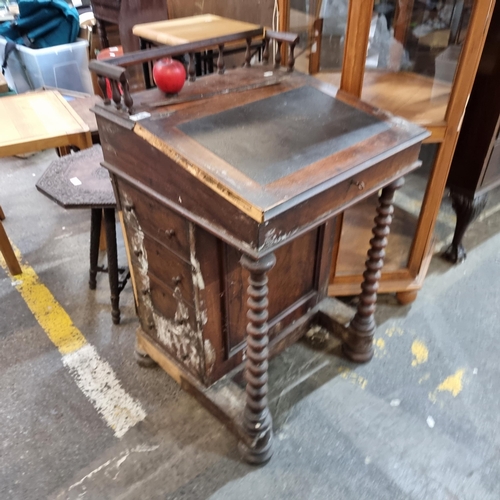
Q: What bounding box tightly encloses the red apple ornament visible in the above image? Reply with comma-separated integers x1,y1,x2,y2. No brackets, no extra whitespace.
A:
153,58,186,94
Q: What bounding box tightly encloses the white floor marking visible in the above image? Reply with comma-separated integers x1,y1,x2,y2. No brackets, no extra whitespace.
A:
63,344,146,438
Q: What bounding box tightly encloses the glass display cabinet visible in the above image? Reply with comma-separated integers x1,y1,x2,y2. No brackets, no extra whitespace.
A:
280,0,496,303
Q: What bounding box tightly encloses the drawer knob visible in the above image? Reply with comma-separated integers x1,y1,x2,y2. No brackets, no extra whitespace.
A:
172,276,182,285
166,229,176,238
351,180,365,190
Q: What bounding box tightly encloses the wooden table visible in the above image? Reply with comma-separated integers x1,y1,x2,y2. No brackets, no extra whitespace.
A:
0,90,92,276
133,15,263,83
91,56,427,463
0,90,92,156
133,14,262,46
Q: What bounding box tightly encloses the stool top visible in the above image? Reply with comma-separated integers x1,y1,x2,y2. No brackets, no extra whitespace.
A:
36,145,116,209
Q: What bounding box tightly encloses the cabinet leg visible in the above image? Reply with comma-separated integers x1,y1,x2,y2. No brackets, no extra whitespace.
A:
238,253,276,465
443,192,487,264
0,205,5,221
134,335,158,368
344,178,404,363
396,290,418,305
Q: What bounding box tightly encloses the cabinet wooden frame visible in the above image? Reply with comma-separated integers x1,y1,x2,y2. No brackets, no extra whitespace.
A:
279,0,496,301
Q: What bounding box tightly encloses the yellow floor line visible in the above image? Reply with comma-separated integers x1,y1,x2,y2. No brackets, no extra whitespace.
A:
5,260,87,355
0,244,146,437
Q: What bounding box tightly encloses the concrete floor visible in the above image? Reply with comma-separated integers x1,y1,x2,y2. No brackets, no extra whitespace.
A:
1,150,500,500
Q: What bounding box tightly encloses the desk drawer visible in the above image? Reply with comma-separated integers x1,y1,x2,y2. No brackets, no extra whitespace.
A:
144,235,195,306
261,143,421,250
149,275,197,331
119,181,190,262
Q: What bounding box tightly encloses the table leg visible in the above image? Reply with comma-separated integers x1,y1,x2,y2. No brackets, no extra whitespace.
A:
238,253,276,465
0,220,21,276
140,38,153,89
344,178,405,363
104,208,120,325
96,19,109,49
89,208,102,290
207,49,214,74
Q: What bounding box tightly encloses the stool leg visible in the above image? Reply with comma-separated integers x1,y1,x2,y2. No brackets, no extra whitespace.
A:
104,208,120,325
89,208,102,290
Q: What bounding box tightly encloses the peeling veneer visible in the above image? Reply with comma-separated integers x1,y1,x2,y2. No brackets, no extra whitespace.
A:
121,191,207,379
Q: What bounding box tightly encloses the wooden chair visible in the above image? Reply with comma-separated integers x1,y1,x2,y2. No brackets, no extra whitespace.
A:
0,205,22,276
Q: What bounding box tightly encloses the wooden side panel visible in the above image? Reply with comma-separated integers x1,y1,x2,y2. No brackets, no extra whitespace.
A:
193,226,226,383
118,179,191,262
224,228,320,354
117,180,206,382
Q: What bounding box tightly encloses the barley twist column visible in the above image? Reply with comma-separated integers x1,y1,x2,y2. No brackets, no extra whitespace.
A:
344,177,405,363
238,252,276,464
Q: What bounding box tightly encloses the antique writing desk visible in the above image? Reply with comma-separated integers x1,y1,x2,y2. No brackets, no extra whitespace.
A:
90,36,428,463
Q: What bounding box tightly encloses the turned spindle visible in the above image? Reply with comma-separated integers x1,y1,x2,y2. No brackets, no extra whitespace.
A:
287,42,296,72
344,177,405,363
98,75,110,105
244,37,252,67
217,44,225,74
110,80,121,109
239,253,276,465
122,79,134,114
188,53,196,82
262,38,270,65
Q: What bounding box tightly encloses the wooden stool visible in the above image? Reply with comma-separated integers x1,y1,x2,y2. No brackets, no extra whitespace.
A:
36,145,129,324
0,205,22,276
